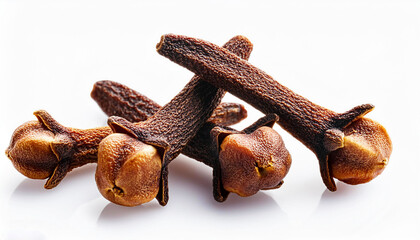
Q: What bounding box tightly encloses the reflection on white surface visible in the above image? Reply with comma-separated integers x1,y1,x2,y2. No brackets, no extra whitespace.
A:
8,164,99,221
3,229,46,240
94,157,289,239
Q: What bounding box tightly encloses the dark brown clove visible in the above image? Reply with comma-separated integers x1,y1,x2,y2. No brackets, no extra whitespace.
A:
212,115,291,197
91,80,248,126
93,80,290,201
5,88,247,189
97,36,291,206
5,36,292,206
5,112,112,188
95,36,254,206
156,34,392,191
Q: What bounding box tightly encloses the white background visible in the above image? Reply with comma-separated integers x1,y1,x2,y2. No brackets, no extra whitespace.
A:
1,0,419,239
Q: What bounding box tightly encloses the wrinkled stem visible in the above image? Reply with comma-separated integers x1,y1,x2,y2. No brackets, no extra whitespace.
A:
156,34,336,152
68,126,112,170
155,34,388,192
6,93,247,189
104,36,254,205
91,80,247,125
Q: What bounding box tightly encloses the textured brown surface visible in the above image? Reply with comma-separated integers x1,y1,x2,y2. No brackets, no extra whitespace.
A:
91,80,247,125
91,80,161,122
210,113,287,201
5,85,247,190
156,34,392,191
101,35,253,206
5,110,115,189
329,118,392,184
5,121,58,180
96,133,162,206
93,80,291,202
91,80,248,168
219,126,291,197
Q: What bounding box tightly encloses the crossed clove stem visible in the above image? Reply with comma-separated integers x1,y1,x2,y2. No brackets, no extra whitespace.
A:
96,36,290,206
156,34,392,191
4,97,246,189
5,36,292,207
92,80,290,201
5,33,392,209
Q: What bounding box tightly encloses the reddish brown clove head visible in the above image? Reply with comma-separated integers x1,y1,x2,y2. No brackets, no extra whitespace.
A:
328,118,392,185
218,126,291,197
95,133,162,207
5,121,58,179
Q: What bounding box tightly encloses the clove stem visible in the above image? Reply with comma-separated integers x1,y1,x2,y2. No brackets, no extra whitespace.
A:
156,34,392,191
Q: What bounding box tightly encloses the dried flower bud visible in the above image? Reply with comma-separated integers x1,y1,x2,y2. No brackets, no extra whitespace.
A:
95,133,162,207
5,121,58,179
329,118,392,185
219,126,291,197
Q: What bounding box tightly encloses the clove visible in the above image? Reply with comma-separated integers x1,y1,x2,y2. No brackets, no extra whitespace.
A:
5,87,247,189
91,80,248,127
93,80,291,200
96,36,291,206
156,34,392,191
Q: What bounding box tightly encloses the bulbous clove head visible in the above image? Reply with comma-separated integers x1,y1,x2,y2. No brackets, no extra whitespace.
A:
328,118,392,185
218,126,291,197
5,121,58,179
95,133,162,207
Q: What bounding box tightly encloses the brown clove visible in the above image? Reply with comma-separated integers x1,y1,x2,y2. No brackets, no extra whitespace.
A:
96,35,291,206
93,81,291,200
91,80,248,126
156,34,392,191
96,36,251,206
5,89,247,189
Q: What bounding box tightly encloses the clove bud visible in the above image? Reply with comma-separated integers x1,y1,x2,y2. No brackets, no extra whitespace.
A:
96,133,162,206
5,121,60,180
219,126,291,196
5,100,247,189
328,118,391,185
93,80,291,202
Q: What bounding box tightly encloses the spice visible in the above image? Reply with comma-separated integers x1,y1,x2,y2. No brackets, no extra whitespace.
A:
91,80,248,128
5,110,112,188
97,36,291,206
5,87,247,189
93,80,291,200
96,36,252,206
211,113,291,199
156,34,392,191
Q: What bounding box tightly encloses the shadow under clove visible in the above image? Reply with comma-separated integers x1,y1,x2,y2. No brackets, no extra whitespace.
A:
97,202,162,223
169,156,287,217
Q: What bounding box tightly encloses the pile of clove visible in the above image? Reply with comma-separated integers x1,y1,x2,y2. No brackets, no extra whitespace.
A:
5,34,392,207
